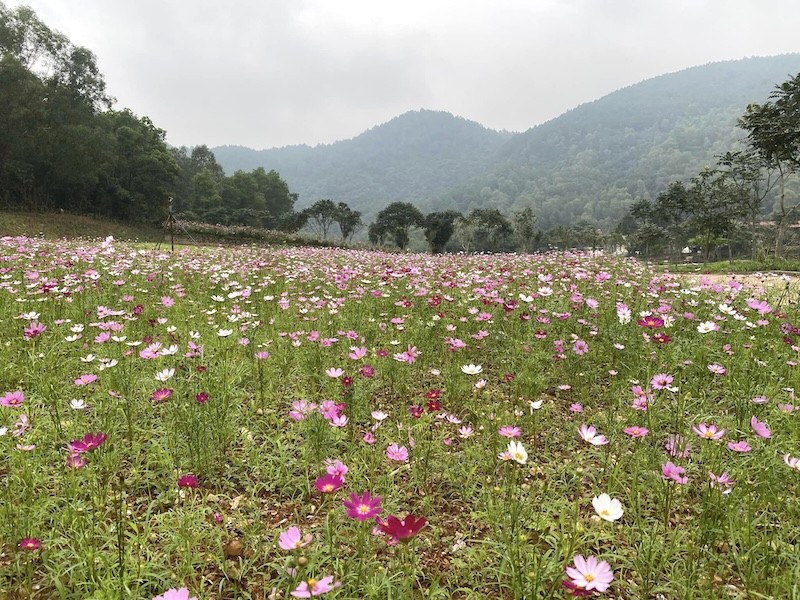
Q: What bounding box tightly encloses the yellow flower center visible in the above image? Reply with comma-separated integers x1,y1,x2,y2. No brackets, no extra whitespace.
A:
358,505,369,514
307,578,317,587
704,431,714,438
585,573,595,583
600,509,609,516
323,484,334,492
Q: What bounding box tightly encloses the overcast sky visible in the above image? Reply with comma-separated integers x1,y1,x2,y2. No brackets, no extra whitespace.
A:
11,0,800,150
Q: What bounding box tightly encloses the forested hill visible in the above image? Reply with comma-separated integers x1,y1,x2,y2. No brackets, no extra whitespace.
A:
212,110,515,215
430,54,800,229
214,54,800,227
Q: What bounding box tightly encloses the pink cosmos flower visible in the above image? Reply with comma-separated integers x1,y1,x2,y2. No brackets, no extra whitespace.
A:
362,431,375,444
74,374,98,386
498,425,521,438
570,403,583,413
623,425,648,438
386,443,409,462
650,373,673,390
278,526,313,550
578,424,608,446
564,554,614,593
343,491,383,521
348,346,367,360
662,461,688,484
665,435,691,458
151,388,173,403
66,453,87,469
325,459,348,480
692,423,726,440
23,322,46,339
572,340,589,355
153,588,198,600
324,367,343,378
707,363,727,376
709,471,735,494
314,474,344,493
750,416,771,439
727,440,751,453
784,454,800,472
291,575,341,597
0,390,24,407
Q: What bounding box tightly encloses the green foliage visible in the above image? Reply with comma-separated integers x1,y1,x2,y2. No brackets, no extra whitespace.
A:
423,210,462,254
371,202,425,250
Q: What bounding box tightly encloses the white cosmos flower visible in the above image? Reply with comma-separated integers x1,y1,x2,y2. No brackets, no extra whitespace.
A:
217,328,233,337
697,321,717,333
592,493,624,522
80,354,96,363
154,368,174,382
159,344,179,356
506,440,528,465
65,334,82,342
70,399,86,410
461,364,483,375
529,399,543,413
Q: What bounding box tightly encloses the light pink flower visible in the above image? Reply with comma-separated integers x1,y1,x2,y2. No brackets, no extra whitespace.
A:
578,424,608,446
278,526,313,551
692,423,726,440
564,554,614,593
727,440,751,453
386,443,409,462
291,576,341,597
750,416,771,439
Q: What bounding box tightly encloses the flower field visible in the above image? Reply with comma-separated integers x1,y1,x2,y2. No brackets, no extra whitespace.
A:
1,236,799,599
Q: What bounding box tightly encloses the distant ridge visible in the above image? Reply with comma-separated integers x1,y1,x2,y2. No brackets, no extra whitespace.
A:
213,54,800,226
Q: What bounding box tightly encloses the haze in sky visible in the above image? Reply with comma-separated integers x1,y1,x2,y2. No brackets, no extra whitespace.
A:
10,0,800,149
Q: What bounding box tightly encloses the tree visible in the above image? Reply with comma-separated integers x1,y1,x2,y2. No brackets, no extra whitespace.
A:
512,207,539,253
423,210,461,254
686,168,740,262
715,150,777,258
305,199,338,239
333,202,362,242
372,202,425,250
739,73,800,256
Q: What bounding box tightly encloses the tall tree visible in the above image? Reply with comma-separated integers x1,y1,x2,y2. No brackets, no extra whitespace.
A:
305,199,338,239
333,202,362,242
739,73,800,256
373,202,425,250
423,210,461,254
512,207,539,253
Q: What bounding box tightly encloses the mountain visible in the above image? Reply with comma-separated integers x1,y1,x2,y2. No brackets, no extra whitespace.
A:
430,54,800,229
213,54,800,228
212,110,514,219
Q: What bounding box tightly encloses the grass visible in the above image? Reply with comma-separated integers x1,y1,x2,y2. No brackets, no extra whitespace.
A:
0,238,799,599
0,211,163,242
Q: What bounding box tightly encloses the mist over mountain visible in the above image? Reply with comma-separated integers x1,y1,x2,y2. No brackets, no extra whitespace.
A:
213,54,800,227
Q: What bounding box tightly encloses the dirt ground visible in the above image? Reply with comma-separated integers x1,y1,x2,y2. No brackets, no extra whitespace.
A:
677,271,800,296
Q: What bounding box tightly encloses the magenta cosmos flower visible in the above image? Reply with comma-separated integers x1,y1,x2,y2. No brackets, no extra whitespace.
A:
68,432,108,454
564,554,614,593
278,525,313,550
177,473,199,488
18,537,41,551
314,474,344,493
377,514,427,543
291,575,341,597
343,491,383,521
153,588,198,600
0,390,24,407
